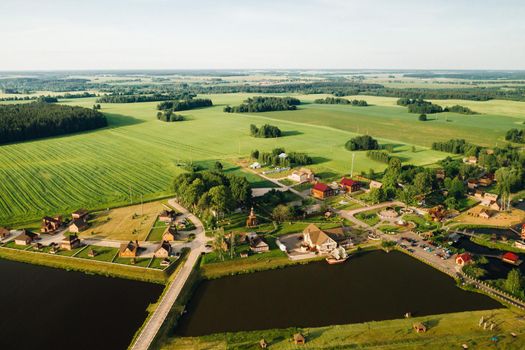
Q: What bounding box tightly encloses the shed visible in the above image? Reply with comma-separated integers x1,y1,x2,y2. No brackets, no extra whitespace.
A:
413,322,427,333
293,333,305,345
259,339,268,348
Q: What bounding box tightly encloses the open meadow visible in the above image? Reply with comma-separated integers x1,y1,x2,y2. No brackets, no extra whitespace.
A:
1,92,524,226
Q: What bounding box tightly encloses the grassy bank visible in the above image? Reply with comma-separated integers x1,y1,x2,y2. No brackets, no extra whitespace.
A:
0,246,172,284
163,308,525,350
470,236,524,254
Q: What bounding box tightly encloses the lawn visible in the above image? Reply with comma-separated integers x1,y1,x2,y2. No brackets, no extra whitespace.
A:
356,210,381,226
1,92,521,226
76,245,119,262
164,308,525,350
147,217,169,241
404,214,440,231
79,201,165,241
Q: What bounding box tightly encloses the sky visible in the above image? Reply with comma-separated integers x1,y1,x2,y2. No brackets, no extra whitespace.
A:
1,0,525,70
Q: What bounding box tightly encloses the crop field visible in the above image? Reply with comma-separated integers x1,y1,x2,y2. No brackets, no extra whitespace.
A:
0,92,522,226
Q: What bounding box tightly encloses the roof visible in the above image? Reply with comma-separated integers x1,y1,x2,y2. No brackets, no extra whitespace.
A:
0,227,9,235
341,177,357,186
457,253,472,262
503,252,519,262
73,209,89,216
120,240,139,254
156,240,172,253
250,237,268,249
62,234,79,243
313,182,330,192
70,218,88,229
293,333,305,341
303,224,334,246
15,229,38,241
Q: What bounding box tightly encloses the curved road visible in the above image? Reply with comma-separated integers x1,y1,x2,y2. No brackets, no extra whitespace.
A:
130,199,208,350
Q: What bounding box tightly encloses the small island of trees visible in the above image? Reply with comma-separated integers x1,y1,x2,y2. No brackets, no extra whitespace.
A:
0,102,107,144
314,97,368,106
397,98,443,114
223,96,300,113
157,98,213,111
345,135,379,151
250,124,282,138
157,110,184,122
251,147,313,167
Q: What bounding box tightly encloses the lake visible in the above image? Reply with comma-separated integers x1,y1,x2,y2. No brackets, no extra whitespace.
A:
0,259,164,350
175,250,501,336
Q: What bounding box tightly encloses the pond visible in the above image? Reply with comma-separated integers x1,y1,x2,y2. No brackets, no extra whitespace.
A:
471,225,521,240
0,259,164,350
175,250,501,337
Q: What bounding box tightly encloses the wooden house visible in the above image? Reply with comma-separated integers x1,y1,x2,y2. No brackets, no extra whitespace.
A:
340,177,360,193
72,209,89,220
288,168,314,183
41,216,62,233
249,237,269,253
162,226,178,241
0,227,10,239
369,180,383,189
60,234,81,250
14,230,39,246
154,241,172,258
293,333,306,345
311,182,334,199
246,207,258,227
455,252,472,266
69,218,89,233
159,209,176,223
119,240,140,258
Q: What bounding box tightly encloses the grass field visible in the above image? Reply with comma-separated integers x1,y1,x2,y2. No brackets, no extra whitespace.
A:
1,92,523,226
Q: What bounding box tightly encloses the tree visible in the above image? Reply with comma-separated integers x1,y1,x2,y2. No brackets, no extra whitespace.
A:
212,228,226,261
505,269,523,295
272,204,292,223
214,161,223,172
368,187,386,204
447,177,466,199
397,185,417,207
345,135,379,151
418,114,427,121
414,171,433,194
251,149,259,160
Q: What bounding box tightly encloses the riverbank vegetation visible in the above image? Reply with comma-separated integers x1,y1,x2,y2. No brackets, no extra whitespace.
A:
0,102,107,144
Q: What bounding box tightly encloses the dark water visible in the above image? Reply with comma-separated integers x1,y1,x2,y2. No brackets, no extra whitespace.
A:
472,226,521,239
0,259,164,350
176,250,501,336
455,237,525,279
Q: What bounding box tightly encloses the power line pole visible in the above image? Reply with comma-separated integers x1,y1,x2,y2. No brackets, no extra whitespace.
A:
350,153,356,177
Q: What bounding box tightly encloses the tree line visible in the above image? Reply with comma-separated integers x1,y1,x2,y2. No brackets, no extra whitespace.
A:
250,124,282,138
366,150,395,164
397,98,443,114
157,110,184,122
314,97,368,106
223,96,300,113
0,102,107,144
251,148,313,167
0,92,96,102
443,105,477,115
97,92,196,104
157,98,212,111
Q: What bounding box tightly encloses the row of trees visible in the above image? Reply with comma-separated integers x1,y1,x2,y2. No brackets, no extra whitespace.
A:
397,98,443,114
0,102,107,144
366,150,394,163
314,97,368,106
431,139,479,155
223,96,300,113
443,105,477,114
156,110,184,122
0,92,96,102
345,135,379,151
172,171,252,224
97,92,196,103
157,98,213,111
250,124,282,138
251,147,313,167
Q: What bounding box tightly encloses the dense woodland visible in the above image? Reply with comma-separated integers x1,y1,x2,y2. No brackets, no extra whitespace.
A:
314,97,368,106
345,135,379,151
223,96,300,113
250,124,282,138
156,98,212,111
0,102,107,144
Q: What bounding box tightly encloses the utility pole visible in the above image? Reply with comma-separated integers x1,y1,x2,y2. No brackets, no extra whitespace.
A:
141,194,144,216
350,153,355,177
129,186,133,205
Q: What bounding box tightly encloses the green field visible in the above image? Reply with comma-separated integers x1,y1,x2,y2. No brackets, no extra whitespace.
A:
1,92,523,225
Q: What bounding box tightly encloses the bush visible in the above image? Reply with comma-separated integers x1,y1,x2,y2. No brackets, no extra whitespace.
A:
418,114,427,121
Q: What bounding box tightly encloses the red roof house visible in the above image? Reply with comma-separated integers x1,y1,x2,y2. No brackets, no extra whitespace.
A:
455,253,472,266
340,177,360,193
502,252,520,265
312,182,334,199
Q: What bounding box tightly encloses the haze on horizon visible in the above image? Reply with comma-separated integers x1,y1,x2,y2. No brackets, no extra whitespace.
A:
2,0,525,71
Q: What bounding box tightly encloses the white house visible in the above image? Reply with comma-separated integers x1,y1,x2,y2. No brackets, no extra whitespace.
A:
250,162,261,169
302,224,337,254
288,168,314,183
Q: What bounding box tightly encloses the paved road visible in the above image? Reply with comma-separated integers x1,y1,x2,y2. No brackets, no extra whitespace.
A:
130,199,209,350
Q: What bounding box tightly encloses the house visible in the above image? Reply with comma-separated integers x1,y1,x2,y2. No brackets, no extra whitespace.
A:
463,156,478,165
323,227,353,248
413,322,427,333
288,168,314,183
303,224,337,254
340,177,360,193
119,240,140,257
474,190,485,200
72,209,89,220
436,169,445,180
515,240,525,250
160,258,171,267
69,218,89,233
293,333,306,345
250,237,269,253
369,180,383,189
490,201,501,211
246,207,258,227
455,252,472,266
484,193,498,202
259,339,268,349
311,182,334,199
502,252,520,265
41,216,62,233
0,227,10,239
479,209,491,219
479,177,493,187
249,162,261,169
159,209,176,223
60,234,81,250
154,241,172,258
162,226,178,241
467,179,478,190
14,230,39,246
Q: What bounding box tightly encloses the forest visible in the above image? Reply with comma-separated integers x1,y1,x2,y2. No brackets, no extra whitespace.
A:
224,96,300,113
156,98,212,111
97,92,196,103
0,102,107,144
